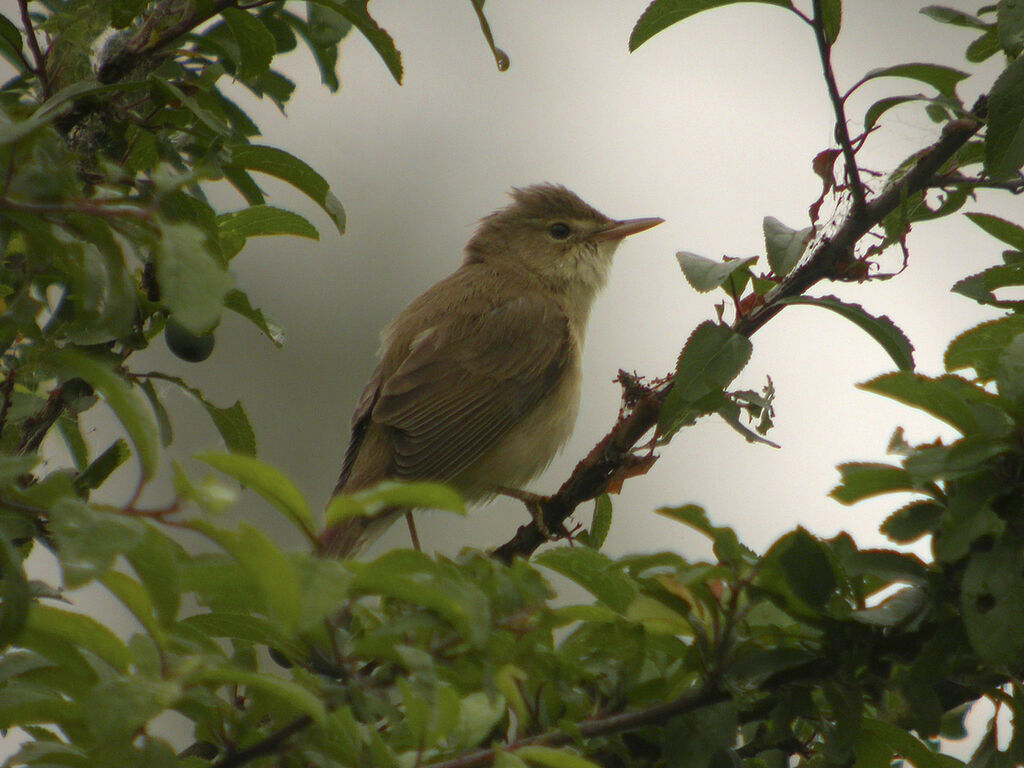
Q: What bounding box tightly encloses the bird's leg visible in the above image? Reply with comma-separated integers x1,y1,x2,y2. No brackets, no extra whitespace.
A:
405,511,421,551
496,486,563,541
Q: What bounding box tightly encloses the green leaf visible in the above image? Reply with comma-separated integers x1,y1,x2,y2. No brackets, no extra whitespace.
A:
864,95,928,131
676,252,757,293
73,439,130,493
629,0,794,52
221,8,276,80
818,0,841,43
763,217,811,278
25,605,131,672
99,570,164,647
965,212,1024,252
227,144,345,234
764,528,837,610
657,504,749,564
661,701,738,768
284,11,342,91
147,77,231,137
536,547,637,613
0,15,25,73
51,350,159,481
47,498,143,588
189,520,303,633
111,0,147,28
998,0,1024,56
920,6,989,29
0,535,29,650
961,541,1024,667
831,462,914,504
881,500,944,543
197,453,314,540
860,718,964,768
217,205,319,254
658,321,752,437
985,53,1024,179
952,263,1024,308
125,527,182,626
159,375,258,454
859,372,1012,436
353,480,464,515
588,494,612,551
995,332,1024,402
155,220,232,335
851,587,927,627
225,289,286,347
778,296,914,371
516,745,602,768
181,612,305,661
860,62,969,98
945,315,1024,378
190,665,326,723
305,0,402,84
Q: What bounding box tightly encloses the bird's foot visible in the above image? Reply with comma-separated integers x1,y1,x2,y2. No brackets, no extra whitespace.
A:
496,486,563,541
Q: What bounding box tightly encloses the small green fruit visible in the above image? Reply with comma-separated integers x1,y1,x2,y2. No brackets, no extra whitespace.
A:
165,318,215,362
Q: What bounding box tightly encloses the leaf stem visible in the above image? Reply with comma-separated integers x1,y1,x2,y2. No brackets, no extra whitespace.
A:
17,0,50,99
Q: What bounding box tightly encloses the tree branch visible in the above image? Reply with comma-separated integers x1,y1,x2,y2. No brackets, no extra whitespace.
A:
97,0,241,84
211,715,313,768
492,106,984,564
426,683,726,768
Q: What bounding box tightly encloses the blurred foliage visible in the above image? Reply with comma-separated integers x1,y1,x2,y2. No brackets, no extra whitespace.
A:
1,1,1024,767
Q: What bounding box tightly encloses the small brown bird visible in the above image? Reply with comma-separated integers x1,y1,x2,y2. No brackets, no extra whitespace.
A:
320,184,662,557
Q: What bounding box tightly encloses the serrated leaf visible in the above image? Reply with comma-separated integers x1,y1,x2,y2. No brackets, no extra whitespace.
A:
967,26,1001,62
156,220,232,335
859,372,1012,435
778,295,914,371
221,8,276,80
227,144,345,234
764,528,836,610
629,0,794,52
25,605,131,672
985,53,1024,179
763,216,811,278
658,321,752,437
225,289,285,347
860,718,964,768
831,462,913,505
952,263,1024,308
945,315,1024,378
881,500,944,543
995,332,1024,402
197,453,313,540
51,350,159,481
217,204,319,250
535,547,637,613
305,0,401,84
201,400,257,456
965,212,1024,251
676,252,757,293
860,62,969,98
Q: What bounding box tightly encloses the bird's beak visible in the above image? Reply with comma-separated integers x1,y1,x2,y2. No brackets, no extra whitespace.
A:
591,217,664,242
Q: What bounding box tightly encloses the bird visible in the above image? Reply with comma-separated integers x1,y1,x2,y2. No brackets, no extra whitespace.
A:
319,184,662,557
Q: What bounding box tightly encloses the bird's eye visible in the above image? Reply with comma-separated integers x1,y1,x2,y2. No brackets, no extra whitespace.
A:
548,222,571,240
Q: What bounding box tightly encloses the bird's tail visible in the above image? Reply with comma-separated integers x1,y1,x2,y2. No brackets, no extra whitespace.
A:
318,506,403,559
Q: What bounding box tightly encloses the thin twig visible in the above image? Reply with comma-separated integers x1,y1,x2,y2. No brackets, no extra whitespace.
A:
810,0,866,215
211,716,313,768
17,0,49,98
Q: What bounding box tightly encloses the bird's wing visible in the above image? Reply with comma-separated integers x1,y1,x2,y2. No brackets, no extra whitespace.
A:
372,293,572,482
